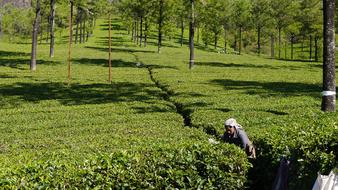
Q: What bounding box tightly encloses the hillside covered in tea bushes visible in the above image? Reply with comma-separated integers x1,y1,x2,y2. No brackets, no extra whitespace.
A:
0,18,337,189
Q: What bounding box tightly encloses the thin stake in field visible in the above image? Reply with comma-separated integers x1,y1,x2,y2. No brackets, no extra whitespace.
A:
68,1,74,85
108,13,112,83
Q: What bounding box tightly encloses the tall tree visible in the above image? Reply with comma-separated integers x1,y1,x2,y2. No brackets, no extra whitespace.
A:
173,0,187,47
75,7,81,44
31,0,42,71
284,21,301,60
271,0,299,59
231,0,251,55
296,0,322,61
151,0,174,53
321,0,336,112
200,0,222,50
251,0,272,55
218,0,231,54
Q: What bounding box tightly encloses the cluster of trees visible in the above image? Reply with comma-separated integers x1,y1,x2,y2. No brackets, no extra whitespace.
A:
117,0,326,61
0,0,330,64
117,0,336,112
0,0,112,70
0,0,336,111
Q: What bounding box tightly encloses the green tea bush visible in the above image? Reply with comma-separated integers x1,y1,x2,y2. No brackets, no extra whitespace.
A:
187,110,337,190
2,143,251,189
139,47,338,189
250,122,337,190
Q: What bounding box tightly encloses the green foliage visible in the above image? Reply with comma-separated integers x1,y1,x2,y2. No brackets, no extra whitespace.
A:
199,0,223,45
135,29,337,189
0,4,33,39
270,0,299,30
0,8,336,188
297,0,322,36
0,18,254,189
231,0,252,29
2,144,251,189
251,0,272,29
250,119,337,189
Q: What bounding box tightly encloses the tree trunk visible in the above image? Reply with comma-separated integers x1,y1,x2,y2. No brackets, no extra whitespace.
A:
49,0,56,58
257,26,261,55
86,19,89,42
39,16,43,45
158,0,164,53
239,27,242,55
291,36,294,60
301,35,305,54
30,0,41,71
140,16,143,47
284,39,287,59
197,27,200,45
234,37,237,52
75,8,80,44
315,35,319,62
271,34,275,58
278,27,281,59
83,17,86,42
224,25,227,54
131,21,134,41
144,18,148,47
90,17,95,36
310,35,313,61
214,31,218,49
189,0,195,69
322,0,336,112
46,16,49,43
180,16,184,46
68,1,74,84
80,14,83,43
136,20,139,45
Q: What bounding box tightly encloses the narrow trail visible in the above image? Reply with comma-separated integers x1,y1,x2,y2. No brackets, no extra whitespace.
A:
129,51,192,127
146,66,192,127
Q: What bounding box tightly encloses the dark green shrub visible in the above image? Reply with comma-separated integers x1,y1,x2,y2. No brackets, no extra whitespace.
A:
249,124,337,190
2,143,251,189
189,110,337,190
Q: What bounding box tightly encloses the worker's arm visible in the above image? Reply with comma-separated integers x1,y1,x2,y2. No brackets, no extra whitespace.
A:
237,129,256,158
237,129,251,149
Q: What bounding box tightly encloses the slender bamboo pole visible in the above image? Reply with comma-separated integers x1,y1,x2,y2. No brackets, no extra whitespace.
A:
68,1,74,85
109,14,112,83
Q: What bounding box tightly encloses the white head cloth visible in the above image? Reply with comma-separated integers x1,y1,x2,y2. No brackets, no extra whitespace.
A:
224,118,241,128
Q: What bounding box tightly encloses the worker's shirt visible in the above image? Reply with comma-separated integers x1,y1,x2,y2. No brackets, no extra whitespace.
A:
221,126,251,149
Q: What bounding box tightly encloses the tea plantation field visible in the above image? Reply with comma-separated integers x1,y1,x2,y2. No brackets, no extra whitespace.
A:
0,18,337,189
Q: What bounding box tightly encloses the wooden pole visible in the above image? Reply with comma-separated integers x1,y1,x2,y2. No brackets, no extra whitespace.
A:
109,13,112,83
68,1,74,85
